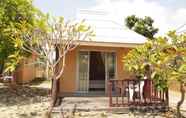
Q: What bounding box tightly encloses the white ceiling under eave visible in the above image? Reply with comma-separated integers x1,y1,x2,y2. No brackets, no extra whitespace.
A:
79,40,144,48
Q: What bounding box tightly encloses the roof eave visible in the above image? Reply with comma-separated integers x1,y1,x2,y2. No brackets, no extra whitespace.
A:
79,41,144,48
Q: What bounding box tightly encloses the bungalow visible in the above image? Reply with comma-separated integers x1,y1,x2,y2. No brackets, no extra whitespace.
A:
59,10,146,95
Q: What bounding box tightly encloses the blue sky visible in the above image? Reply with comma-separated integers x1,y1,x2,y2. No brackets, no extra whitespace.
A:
33,0,186,35
33,0,96,18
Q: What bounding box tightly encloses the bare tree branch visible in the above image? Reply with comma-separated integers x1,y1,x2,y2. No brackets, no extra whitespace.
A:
21,18,93,117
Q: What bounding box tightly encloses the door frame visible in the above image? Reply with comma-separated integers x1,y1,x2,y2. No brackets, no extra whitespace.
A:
76,49,117,93
76,51,90,93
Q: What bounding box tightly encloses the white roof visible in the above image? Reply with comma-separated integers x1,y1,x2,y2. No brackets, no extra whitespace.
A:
76,9,146,45
176,24,186,34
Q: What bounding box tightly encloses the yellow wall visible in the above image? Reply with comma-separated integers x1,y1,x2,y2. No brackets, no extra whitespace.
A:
59,45,131,93
15,58,36,84
168,80,186,92
59,49,77,92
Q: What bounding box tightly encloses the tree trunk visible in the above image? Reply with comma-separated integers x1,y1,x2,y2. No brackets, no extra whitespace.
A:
46,78,60,118
9,72,17,89
0,60,4,74
177,82,185,118
51,78,59,107
46,61,49,80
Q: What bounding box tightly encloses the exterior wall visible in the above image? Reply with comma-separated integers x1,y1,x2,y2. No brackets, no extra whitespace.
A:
15,58,36,84
168,80,185,92
117,47,132,79
59,49,77,93
59,45,132,93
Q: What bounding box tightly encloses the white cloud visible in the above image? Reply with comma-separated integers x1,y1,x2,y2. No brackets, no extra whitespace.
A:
170,8,186,26
90,0,186,35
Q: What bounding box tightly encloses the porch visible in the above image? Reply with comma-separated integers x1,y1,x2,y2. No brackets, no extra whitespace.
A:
108,79,169,108
57,79,169,111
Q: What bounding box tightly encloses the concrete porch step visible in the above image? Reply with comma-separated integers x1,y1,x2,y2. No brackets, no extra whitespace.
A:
52,97,168,113
52,106,130,113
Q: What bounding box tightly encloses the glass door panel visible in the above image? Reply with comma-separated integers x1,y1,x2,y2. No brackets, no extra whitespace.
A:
106,52,116,80
105,52,116,92
78,51,89,93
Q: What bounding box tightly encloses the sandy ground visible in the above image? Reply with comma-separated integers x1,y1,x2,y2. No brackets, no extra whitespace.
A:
0,83,50,118
0,82,185,118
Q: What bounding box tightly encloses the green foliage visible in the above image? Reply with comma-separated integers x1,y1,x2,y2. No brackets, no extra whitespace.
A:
166,31,186,84
0,0,47,74
4,51,22,73
124,31,186,90
125,15,159,39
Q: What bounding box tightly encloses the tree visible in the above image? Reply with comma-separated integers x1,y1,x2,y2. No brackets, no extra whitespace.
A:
0,0,46,74
123,31,186,117
19,17,93,117
166,31,186,117
125,15,159,39
124,37,170,90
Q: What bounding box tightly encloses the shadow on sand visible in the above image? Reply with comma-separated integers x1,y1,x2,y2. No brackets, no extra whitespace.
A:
0,84,50,106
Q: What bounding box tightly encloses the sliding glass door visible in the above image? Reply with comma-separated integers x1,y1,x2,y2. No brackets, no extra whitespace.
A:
77,51,116,93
